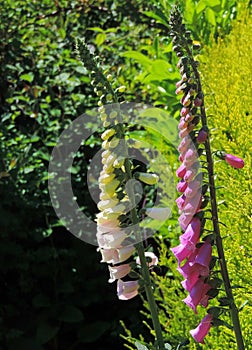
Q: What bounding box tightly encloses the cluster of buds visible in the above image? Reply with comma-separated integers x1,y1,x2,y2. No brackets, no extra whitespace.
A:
169,7,214,343
96,102,140,300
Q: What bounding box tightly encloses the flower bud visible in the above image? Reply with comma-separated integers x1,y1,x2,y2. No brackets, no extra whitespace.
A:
136,172,159,185
101,128,116,140
196,126,208,143
225,153,244,169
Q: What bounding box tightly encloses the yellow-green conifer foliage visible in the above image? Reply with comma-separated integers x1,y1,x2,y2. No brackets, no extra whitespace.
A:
200,5,252,348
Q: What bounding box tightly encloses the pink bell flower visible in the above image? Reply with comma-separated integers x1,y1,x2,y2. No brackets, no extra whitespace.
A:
183,278,211,313
176,163,187,178
108,264,131,283
178,213,194,231
178,118,187,130
190,313,213,344
117,279,139,300
182,192,202,216
176,194,186,210
190,241,212,273
181,271,199,291
177,179,188,193
184,178,201,198
178,136,191,153
171,241,196,265
97,230,127,249
179,217,201,246
100,245,135,264
225,153,244,169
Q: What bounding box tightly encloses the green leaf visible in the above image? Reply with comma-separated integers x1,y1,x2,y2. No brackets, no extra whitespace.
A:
120,51,152,67
184,0,196,24
95,32,106,46
59,305,84,323
20,73,34,83
165,343,172,350
141,10,169,28
205,8,216,26
135,341,149,350
205,0,221,6
55,72,70,83
218,297,232,306
143,60,178,83
32,294,51,307
78,321,110,343
212,318,233,330
87,27,104,32
36,322,59,344
137,108,179,145
196,0,207,14
207,306,223,317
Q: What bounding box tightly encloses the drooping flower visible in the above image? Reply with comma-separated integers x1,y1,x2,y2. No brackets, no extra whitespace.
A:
183,278,211,313
117,279,139,300
190,313,213,343
100,245,135,264
225,153,244,169
108,264,131,283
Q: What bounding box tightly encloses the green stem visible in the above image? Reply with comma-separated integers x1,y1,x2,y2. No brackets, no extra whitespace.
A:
124,157,165,350
190,59,245,350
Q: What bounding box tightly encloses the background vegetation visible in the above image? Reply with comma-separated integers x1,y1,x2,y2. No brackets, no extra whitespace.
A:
0,0,251,349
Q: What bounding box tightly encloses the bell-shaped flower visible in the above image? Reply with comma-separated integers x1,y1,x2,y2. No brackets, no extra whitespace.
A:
176,163,187,178
178,118,187,130
117,279,139,300
183,278,211,313
97,198,119,211
97,230,127,249
176,194,186,211
177,179,188,193
178,136,192,153
108,264,131,283
179,217,201,247
180,106,190,117
179,213,195,231
99,179,120,197
182,191,202,216
99,171,116,184
196,127,208,143
184,178,201,198
100,245,135,264
189,241,212,274
181,271,199,292
190,313,213,344
171,241,196,265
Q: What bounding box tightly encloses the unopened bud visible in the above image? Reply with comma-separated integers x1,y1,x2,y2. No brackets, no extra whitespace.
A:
135,172,159,185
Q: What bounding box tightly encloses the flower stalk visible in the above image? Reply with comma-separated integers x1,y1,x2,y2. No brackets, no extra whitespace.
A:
76,39,165,350
169,7,245,349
